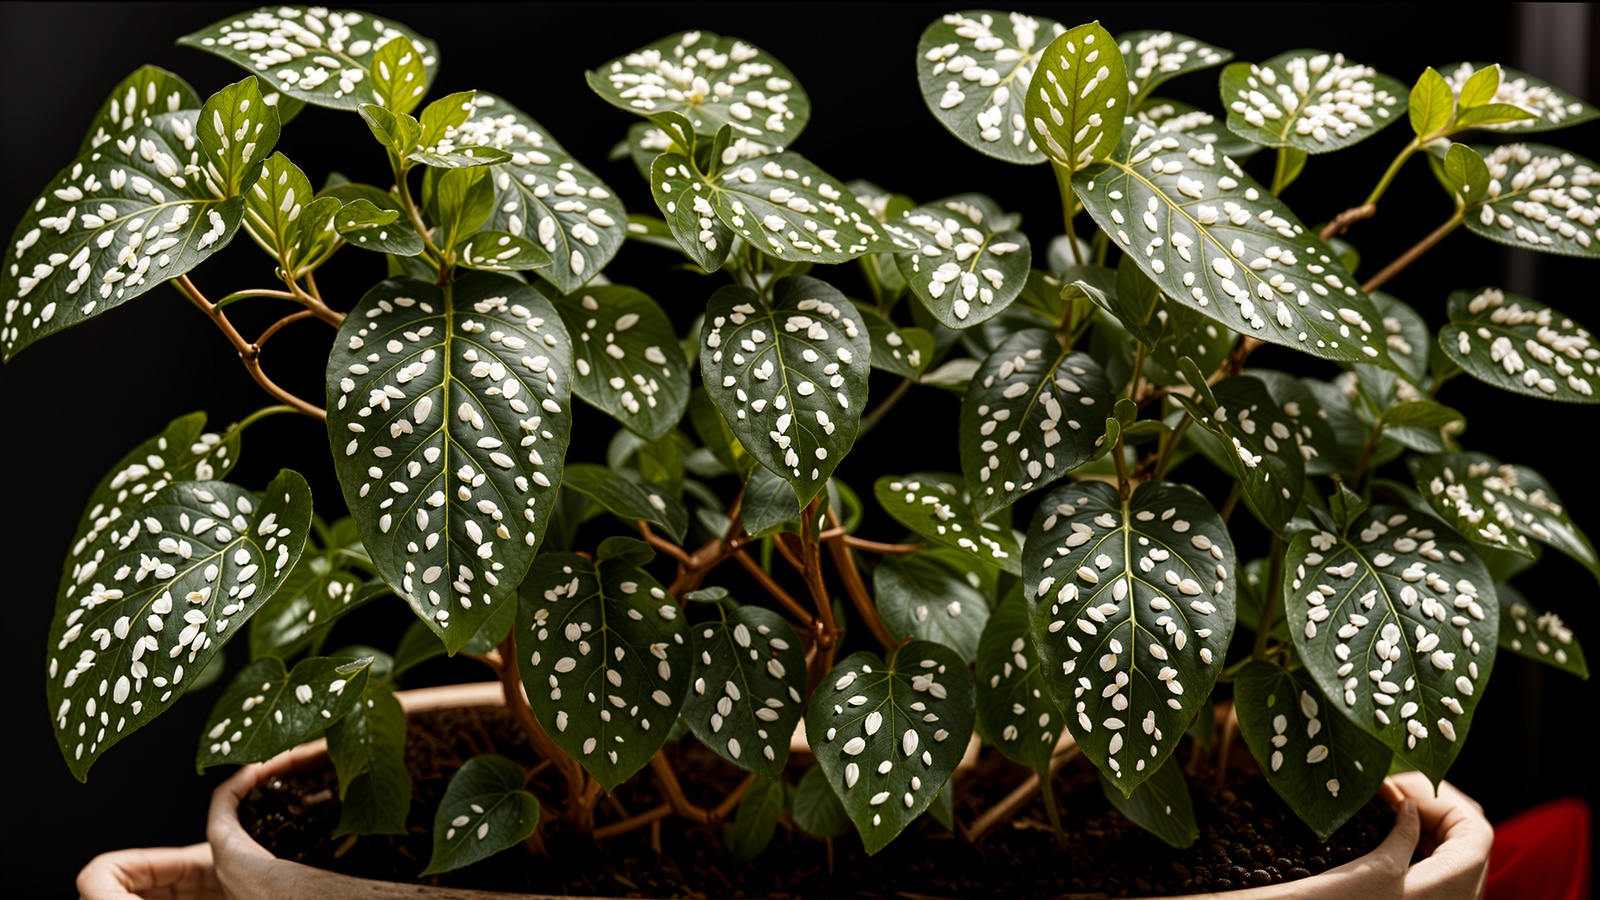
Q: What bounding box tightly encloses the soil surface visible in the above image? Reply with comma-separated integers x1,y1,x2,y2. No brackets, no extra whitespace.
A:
242,706,1390,898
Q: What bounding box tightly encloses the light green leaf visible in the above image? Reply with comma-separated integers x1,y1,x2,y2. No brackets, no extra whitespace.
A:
357,104,422,164
561,464,687,544
1439,287,1598,401
329,687,410,835
854,303,932,379
1099,756,1197,847
1440,63,1599,133
424,166,495,254
874,553,991,663
80,66,201,156
242,152,337,272
1455,103,1544,130
1118,31,1232,109
546,284,690,439
421,754,538,875
887,195,1031,329
1025,22,1129,172
367,34,428,115
792,764,852,837
875,473,1023,575
1222,51,1406,154
975,588,1063,773
1410,67,1455,138
1438,143,1489,209
455,230,552,272
685,603,807,779
1456,64,1502,109
1133,97,1262,160
1173,375,1307,533
1464,144,1600,258
916,10,1062,164
1496,582,1587,678
196,654,372,771
196,77,281,198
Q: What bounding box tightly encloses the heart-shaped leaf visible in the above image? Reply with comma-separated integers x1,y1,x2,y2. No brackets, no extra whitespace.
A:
561,464,687,544
1133,97,1262,160
179,7,438,114
421,754,539,875
854,303,933,379
873,553,991,664
1438,287,1598,401
197,77,282,199
1286,506,1498,784
723,776,785,863
887,195,1031,328
515,537,688,792
325,273,573,653
1022,480,1236,794
1025,22,1129,172
455,230,551,272
792,763,852,838
327,686,410,835
196,654,372,771
701,276,871,506
1173,374,1306,532
1464,144,1600,258
1440,63,1599,133
545,284,690,440
875,473,1023,575
1073,124,1394,367
1496,582,1587,678
49,469,313,780
80,66,202,156
1234,660,1392,840
807,641,976,854
1118,31,1232,109
917,10,1063,164
960,329,1115,519
683,602,807,779
1098,756,1197,847
976,588,1064,773
1221,50,1406,154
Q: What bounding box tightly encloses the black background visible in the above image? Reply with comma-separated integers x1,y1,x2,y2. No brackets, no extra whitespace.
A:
2,3,1596,895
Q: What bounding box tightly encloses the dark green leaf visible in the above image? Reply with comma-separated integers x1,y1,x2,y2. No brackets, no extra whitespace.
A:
1026,22,1129,173
1496,582,1587,678
683,603,806,778
1439,287,1599,402
1244,370,1350,476
875,473,1022,575
874,553,990,663
740,463,801,538
888,195,1031,329
792,764,852,837
1118,31,1232,109
1098,756,1197,847
247,556,382,661
80,66,201,156
547,284,690,439
455,230,552,272
916,10,1062,164
1440,63,1599,133
1096,254,1236,384
196,654,372,771
328,687,410,835
562,464,687,544
336,197,424,257
1463,145,1600,259
1329,482,1370,534
854,303,932,379
1368,291,1431,385
650,153,734,271
460,590,518,657
421,754,538,875
1172,375,1306,532
976,589,1063,772
723,776,784,864
1222,51,1406,154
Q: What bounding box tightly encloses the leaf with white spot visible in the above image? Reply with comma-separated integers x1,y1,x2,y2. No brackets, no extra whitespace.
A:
178,7,439,115
1495,583,1587,678
1098,755,1197,847
854,303,933,379
562,463,687,544
1242,370,1349,477
1077,255,1236,386
80,66,202,156
960,330,1114,519
684,602,806,779
47,469,313,781
887,195,1031,329
1439,63,1600,134
1438,287,1599,402
1118,31,1232,109
247,524,386,660
1286,505,1498,784
975,588,1063,773
421,754,539,875
650,153,735,271
792,763,852,838
335,198,424,257
739,463,800,538
1410,452,1599,579
1134,97,1262,160
1022,480,1236,795
806,641,976,854
586,31,810,143
194,77,282,200
1437,143,1491,207
1462,144,1600,259
324,273,573,654
875,473,1022,575
917,10,1062,164
701,276,871,506
242,152,342,275
455,230,551,273
515,537,688,792
547,284,690,439
1234,661,1392,841
1072,125,1396,368
874,553,991,664
366,31,428,116
1173,375,1306,532
327,686,410,835
1221,50,1406,154
1025,22,1128,172
1369,291,1431,385
195,653,371,771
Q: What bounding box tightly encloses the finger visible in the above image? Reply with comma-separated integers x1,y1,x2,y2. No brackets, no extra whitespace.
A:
1376,777,1405,808
1370,798,1422,878
76,844,216,900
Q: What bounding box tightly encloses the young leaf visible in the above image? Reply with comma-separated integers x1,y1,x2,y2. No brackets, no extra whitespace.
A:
1072,125,1395,368
425,166,495,253
80,66,201,155
792,764,852,837
358,104,422,164
196,654,372,771
1439,287,1598,402
1233,662,1391,841
1496,583,1587,678
49,469,313,781
960,330,1115,519
546,284,690,440
193,77,283,200
875,473,1023,575
873,553,991,664
455,230,552,272
336,198,424,257
917,10,1062,164
854,303,932,379
1133,97,1262,160
740,463,801,537
561,464,687,544
887,195,1031,328
1409,67,1455,138
1329,482,1371,535
1172,375,1307,533
1098,756,1197,848
1025,22,1129,172
1221,51,1406,153
242,152,337,271
1285,506,1498,784
700,277,871,506
515,538,688,792
1463,144,1600,258
684,603,806,779
1023,480,1236,794
421,755,539,875
1456,64,1502,110
1440,63,1599,133
723,776,784,864
328,687,410,835
807,642,977,854
976,587,1064,773
179,8,439,114
1118,31,1232,109
368,34,428,116
1439,143,1490,207
325,273,573,653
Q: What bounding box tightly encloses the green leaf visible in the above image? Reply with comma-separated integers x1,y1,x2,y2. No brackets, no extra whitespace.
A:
1222,51,1406,154
392,618,446,680
368,35,428,115
336,198,424,257
1236,558,1289,641
455,230,552,273
1173,375,1307,533
1098,756,1197,847
328,687,410,835
701,277,872,505
545,284,690,439
1409,67,1455,138
854,303,932,379
875,473,1022,575
1440,63,1600,133
242,152,341,274
246,547,382,661
1463,144,1600,258
196,654,372,771
562,464,686,544
460,591,518,657
1329,483,1371,535
887,195,1031,329
1243,369,1350,477
425,166,496,254
792,764,852,837
1454,103,1543,130
1439,287,1598,401
1285,506,1498,784
325,273,573,653
195,77,281,199
916,10,1062,164
959,330,1115,519
807,642,977,854
1456,64,1502,109
1024,480,1235,794
1133,97,1263,160
723,776,784,864
1411,452,1599,579
421,754,538,875
1072,125,1396,368
874,553,991,664
357,104,422,164
1496,583,1587,678
1118,31,1232,109
1438,143,1491,207
586,31,810,143
515,538,688,791
684,602,806,778
80,66,202,156
49,467,312,780
1368,291,1431,385
740,464,800,537
1025,22,1129,172
975,588,1064,773
650,153,734,271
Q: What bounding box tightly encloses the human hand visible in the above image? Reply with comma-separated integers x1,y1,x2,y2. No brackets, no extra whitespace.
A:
75,843,220,900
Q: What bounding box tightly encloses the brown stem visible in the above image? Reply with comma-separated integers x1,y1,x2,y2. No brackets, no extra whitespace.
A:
1212,701,1238,793
1317,203,1378,242
772,531,806,573
495,633,587,825
285,275,344,326
638,522,693,567
178,276,327,420
824,526,899,651
594,802,673,840
649,752,711,824
800,500,838,688
1230,336,1263,376
1361,212,1464,295
842,535,927,555
966,741,1081,843
733,550,814,628
255,309,315,349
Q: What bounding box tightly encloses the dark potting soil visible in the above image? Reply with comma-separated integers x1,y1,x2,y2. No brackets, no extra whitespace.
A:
241,706,1391,898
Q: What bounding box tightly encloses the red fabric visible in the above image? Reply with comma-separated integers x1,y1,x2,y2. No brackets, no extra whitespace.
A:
1485,797,1592,900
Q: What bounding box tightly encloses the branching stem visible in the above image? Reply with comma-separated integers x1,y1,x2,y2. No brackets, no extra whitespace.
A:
1361,210,1464,295
176,275,326,420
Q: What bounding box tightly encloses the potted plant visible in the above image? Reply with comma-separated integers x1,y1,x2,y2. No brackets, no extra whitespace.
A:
8,3,1591,897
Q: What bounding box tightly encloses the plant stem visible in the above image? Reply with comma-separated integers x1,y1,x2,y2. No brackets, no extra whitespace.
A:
637,522,693,567
966,740,1081,843
1252,534,1285,660
1052,162,1084,265
1127,343,1147,402
175,275,327,420
732,549,814,628
862,377,914,429
1317,203,1378,242
1351,423,1383,487
1361,210,1464,294
1112,433,1131,499
800,498,839,687
1270,148,1291,196
1038,765,1066,846
841,535,926,554
215,288,298,309
1152,416,1192,481
255,309,315,349
233,404,298,434
494,633,587,827
395,168,446,267
1365,139,1419,207
824,524,899,651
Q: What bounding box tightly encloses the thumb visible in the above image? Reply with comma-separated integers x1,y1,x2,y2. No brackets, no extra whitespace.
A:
1369,797,1421,878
